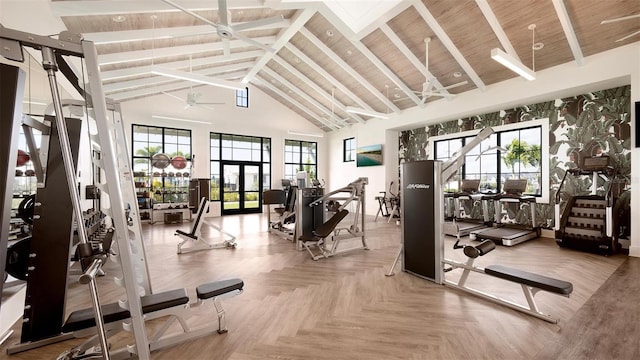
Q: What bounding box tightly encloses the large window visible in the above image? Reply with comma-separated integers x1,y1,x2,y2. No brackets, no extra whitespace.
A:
236,87,248,108
210,133,271,200
284,139,317,181
343,137,355,162
132,125,192,204
434,123,543,196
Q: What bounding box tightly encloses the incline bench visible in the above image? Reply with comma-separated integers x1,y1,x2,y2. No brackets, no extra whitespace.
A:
57,278,244,358
443,239,573,323
175,197,236,254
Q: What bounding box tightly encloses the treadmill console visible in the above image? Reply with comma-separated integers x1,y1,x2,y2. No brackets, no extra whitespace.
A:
581,156,610,172
502,179,527,196
460,179,481,194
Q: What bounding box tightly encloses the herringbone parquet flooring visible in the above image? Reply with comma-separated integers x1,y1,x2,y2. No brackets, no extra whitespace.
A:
0,212,629,360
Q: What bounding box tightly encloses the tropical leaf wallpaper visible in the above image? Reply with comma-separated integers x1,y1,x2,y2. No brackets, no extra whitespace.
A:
399,85,631,229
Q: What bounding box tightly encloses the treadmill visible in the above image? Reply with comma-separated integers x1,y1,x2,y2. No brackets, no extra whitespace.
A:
469,179,540,246
443,179,489,237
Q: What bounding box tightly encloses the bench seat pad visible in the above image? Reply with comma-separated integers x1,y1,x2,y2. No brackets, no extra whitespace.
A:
62,288,189,333
485,265,573,295
196,278,244,300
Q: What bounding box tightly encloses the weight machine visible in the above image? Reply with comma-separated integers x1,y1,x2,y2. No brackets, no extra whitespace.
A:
1,26,242,359
298,178,369,260
387,127,573,323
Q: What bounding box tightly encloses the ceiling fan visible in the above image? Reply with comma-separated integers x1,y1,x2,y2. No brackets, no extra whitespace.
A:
161,0,284,56
162,91,225,110
600,13,640,42
397,37,468,104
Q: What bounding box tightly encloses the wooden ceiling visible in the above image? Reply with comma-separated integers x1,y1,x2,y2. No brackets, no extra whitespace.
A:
49,0,640,131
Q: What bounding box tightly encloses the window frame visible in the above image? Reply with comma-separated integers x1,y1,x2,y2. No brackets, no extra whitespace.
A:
343,137,355,162
235,87,249,108
428,119,549,203
284,139,318,182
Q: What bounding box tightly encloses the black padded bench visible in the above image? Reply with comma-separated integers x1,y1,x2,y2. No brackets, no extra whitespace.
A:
175,229,197,239
63,279,244,333
485,264,573,296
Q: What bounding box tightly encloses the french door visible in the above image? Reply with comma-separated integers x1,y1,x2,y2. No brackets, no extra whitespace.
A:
221,161,262,215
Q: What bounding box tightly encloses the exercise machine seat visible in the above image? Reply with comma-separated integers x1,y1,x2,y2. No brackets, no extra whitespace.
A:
196,278,244,300
299,209,349,241
485,265,573,295
62,288,190,333
263,190,286,205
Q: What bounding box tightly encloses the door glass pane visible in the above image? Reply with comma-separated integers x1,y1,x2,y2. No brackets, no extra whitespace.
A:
244,165,260,209
223,164,240,210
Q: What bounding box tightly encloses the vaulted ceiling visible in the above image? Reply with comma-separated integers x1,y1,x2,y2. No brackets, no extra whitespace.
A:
49,0,639,132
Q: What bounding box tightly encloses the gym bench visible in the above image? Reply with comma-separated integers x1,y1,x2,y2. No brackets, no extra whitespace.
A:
55,279,244,359
175,197,236,254
443,240,573,323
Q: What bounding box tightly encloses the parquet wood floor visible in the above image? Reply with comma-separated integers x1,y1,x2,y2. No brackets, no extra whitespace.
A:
0,213,630,359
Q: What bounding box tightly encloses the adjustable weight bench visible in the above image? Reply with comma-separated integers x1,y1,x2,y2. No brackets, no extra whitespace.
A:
443,240,573,323
58,278,244,359
175,197,236,254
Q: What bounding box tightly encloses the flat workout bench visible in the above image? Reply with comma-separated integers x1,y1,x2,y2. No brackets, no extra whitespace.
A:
485,265,573,296
59,279,243,357
443,240,573,323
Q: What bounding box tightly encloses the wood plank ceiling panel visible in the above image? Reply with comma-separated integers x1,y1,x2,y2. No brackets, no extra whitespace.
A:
421,0,504,88
488,0,573,74
565,0,640,56
304,13,393,114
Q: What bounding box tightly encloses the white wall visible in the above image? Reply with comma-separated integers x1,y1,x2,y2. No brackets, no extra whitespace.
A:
120,84,326,187
327,42,640,255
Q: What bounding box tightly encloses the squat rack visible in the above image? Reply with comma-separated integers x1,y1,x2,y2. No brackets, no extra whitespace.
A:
0,26,152,358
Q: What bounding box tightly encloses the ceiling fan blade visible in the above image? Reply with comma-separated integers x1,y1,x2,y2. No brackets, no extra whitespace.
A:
600,13,640,24
424,92,456,98
442,80,468,90
161,0,219,28
223,38,231,56
162,91,185,102
218,0,229,26
234,32,275,53
231,15,285,32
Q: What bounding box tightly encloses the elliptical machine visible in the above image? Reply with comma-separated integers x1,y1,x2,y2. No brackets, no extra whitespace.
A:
554,155,629,254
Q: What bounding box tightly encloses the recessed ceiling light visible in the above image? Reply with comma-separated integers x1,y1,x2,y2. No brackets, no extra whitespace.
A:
532,42,544,51
294,56,301,63
112,15,126,23
345,49,352,56
453,72,462,78
326,29,334,37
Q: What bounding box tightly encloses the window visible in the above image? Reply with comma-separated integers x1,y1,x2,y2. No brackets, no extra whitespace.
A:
210,133,271,200
235,87,248,108
284,139,317,181
433,121,545,197
343,137,355,162
131,125,192,204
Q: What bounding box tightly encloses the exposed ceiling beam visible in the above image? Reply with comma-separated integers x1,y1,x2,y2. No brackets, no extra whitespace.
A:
379,24,448,94
84,20,291,45
284,43,375,117
413,0,486,91
298,27,400,113
271,55,363,124
255,76,337,131
50,1,265,16
104,61,255,93
242,8,316,83
110,71,245,102
475,0,521,62
261,67,345,129
552,0,584,66
98,36,275,65
101,50,264,81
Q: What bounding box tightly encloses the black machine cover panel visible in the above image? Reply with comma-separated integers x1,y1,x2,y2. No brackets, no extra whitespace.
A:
402,160,438,281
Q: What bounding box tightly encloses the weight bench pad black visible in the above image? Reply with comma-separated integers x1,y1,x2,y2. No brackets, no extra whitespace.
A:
196,278,244,300
62,288,189,333
175,229,197,239
485,265,573,296
299,209,349,242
